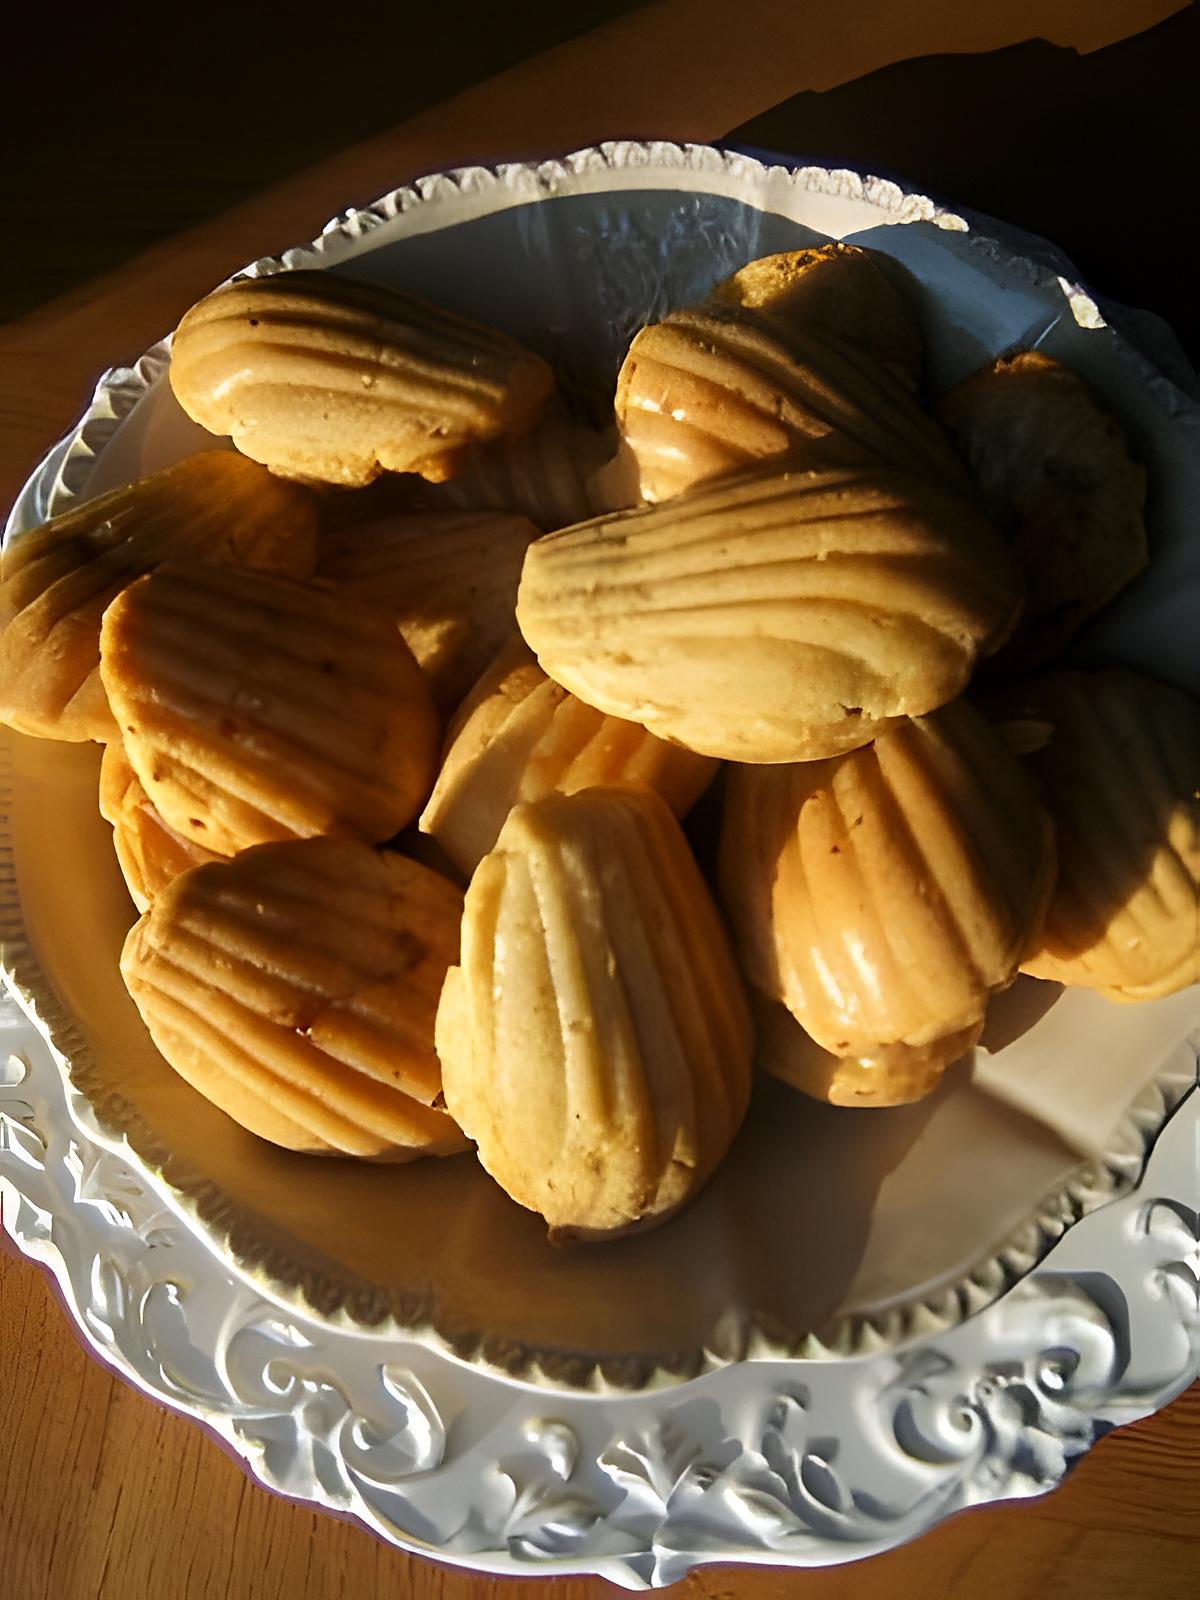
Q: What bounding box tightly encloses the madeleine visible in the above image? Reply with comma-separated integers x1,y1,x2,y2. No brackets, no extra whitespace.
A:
122,838,469,1158
614,244,962,502
169,270,553,486
414,402,638,529
317,508,538,715
420,636,717,874
710,243,924,380
0,452,317,743
436,787,753,1239
720,698,1055,1103
99,741,222,912
938,350,1147,669
100,561,439,856
1010,669,1199,1000
517,459,1020,763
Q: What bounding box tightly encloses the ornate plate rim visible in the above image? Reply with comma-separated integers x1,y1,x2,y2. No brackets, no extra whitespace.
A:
3,977,1196,1587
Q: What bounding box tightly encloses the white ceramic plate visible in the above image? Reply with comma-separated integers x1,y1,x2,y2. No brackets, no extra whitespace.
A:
2,143,1198,1586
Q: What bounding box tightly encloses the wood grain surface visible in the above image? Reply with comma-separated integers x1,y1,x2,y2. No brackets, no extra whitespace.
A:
2,2,1196,1596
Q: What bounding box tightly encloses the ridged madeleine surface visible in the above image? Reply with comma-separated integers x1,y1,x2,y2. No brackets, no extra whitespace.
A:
435,787,753,1239
0,452,317,742
100,741,222,912
169,270,553,486
415,404,639,529
615,246,960,503
317,509,537,714
100,561,439,856
420,637,717,873
938,351,1147,668
121,839,469,1158
1010,670,1199,999
720,698,1055,1101
517,461,1020,762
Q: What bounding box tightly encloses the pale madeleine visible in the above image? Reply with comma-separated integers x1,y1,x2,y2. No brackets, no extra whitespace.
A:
517,458,1020,763
436,787,753,1239
420,636,717,874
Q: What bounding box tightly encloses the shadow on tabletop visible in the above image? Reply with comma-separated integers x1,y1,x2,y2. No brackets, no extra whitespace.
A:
728,5,1200,366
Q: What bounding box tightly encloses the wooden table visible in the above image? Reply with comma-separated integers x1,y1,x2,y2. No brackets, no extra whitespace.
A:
3,3,1197,1595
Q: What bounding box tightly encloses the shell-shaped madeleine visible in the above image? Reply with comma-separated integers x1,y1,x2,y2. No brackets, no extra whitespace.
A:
614,245,960,504
1009,670,1199,1000
121,839,469,1158
414,404,640,530
435,787,753,1239
100,561,439,856
100,741,222,912
711,244,924,381
938,351,1147,668
419,636,717,874
720,698,1055,1093
614,305,961,504
169,270,553,487
517,460,1021,763
0,452,318,743
317,509,538,714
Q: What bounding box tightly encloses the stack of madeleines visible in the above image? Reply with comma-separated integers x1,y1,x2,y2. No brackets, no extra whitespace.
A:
2,246,1196,1244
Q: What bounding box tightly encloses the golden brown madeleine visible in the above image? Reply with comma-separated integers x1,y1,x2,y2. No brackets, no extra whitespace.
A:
415,403,638,529
719,698,1055,1102
316,509,538,715
435,787,753,1239
1007,670,1199,1000
711,244,924,382
169,270,554,487
100,561,439,856
121,838,470,1158
614,305,961,504
937,351,1147,668
99,741,222,912
614,245,961,503
419,636,718,874
0,452,318,743
517,459,1021,763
